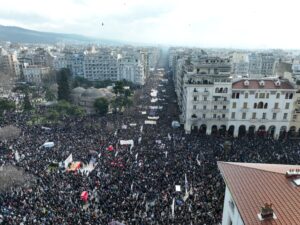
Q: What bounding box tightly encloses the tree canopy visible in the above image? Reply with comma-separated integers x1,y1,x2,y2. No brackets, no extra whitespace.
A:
57,68,71,101
94,97,109,116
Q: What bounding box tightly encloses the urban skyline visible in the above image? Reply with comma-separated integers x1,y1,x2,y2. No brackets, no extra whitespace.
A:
1,0,300,49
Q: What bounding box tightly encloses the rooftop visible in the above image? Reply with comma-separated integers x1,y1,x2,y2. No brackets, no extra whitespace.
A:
218,162,300,225
232,79,295,90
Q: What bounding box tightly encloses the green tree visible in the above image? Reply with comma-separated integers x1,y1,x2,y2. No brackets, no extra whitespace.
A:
94,98,109,116
57,68,71,101
0,98,15,115
23,92,33,111
113,81,125,95
45,88,56,101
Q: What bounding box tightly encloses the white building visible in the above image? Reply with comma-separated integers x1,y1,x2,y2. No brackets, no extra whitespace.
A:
179,57,232,133
229,78,296,138
23,65,51,84
83,50,118,81
118,55,146,85
231,53,249,76
218,161,300,225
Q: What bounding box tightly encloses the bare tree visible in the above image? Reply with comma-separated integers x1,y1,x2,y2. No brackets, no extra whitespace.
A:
0,125,21,141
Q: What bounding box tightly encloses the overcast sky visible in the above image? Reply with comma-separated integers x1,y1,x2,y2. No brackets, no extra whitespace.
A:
1,0,300,49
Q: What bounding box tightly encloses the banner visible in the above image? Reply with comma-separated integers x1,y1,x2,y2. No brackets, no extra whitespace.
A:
42,141,54,148
64,154,73,168
148,116,159,120
145,120,156,125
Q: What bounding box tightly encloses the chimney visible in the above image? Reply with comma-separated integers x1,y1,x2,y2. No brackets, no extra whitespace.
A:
259,203,275,220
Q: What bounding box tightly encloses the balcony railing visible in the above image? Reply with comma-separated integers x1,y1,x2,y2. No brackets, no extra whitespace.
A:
211,109,229,113
272,108,281,113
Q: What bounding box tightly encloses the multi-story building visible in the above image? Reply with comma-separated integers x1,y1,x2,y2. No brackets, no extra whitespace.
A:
231,52,249,76
179,57,232,133
83,50,118,81
218,161,300,225
118,55,146,85
0,48,20,78
229,78,296,138
248,53,276,77
23,65,51,84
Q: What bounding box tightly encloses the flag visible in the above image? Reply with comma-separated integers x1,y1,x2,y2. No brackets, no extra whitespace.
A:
64,154,73,168
15,150,20,162
171,198,175,218
168,133,171,141
185,173,189,194
135,153,138,160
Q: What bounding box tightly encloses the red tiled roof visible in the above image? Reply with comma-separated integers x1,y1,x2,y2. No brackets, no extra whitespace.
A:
232,79,294,90
218,162,300,225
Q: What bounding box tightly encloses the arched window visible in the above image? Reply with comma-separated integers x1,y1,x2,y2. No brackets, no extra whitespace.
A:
254,103,257,108
258,102,264,109
191,114,197,118
224,88,228,93
219,88,223,93
264,103,268,109
285,93,289,99
194,88,197,92
289,93,293,99
215,88,219,93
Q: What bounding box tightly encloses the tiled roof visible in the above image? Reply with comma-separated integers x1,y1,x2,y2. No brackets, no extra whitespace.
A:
232,79,295,90
218,162,300,225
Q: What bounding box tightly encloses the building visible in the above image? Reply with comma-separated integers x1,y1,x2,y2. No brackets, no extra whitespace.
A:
231,53,249,76
71,87,115,114
229,78,296,138
0,48,20,78
23,65,51,84
218,161,300,225
118,55,146,85
248,53,276,77
179,57,232,133
83,50,118,81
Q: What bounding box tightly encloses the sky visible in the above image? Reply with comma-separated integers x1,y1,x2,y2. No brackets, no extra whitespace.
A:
1,0,300,49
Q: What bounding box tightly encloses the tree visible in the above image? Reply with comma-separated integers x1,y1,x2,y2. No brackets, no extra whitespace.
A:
57,68,71,101
0,98,15,115
45,88,56,101
94,98,109,116
113,81,125,95
23,92,32,111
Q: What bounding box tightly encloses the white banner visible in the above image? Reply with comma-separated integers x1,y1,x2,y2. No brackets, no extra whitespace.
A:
42,141,55,148
64,154,73,168
148,116,159,120
145,120,157,125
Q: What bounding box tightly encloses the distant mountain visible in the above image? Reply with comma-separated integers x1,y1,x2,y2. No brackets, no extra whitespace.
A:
0,25,124,45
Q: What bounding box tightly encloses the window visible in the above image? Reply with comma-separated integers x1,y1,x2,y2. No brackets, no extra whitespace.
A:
266,93,269,99
222,114,226,118
262,113,266,119
283,113,288,120
289,93,294,99
203,114,206,118
193,96,197,101
193,105,196,110
293,114,297,120
258,102,264,109
272,113,277,120
243,102,247,108
236,93,240,99
255,93,258,98
215,87,219,93
252,113,256,119
231,112,235,119
276,93,280,99
245,92,248,99
254,103,257,108
232,102,236,109
274,102,279,109
242,113,246,119
285,103,290,109
285,93,290,99
203,105,206,110
214,105,217,110
264,103,268,109
213,114,217,118
223,105,227,109
259,93,265,98
204,97,207,101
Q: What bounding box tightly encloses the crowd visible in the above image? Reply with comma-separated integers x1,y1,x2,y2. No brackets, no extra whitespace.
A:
1,61,300,225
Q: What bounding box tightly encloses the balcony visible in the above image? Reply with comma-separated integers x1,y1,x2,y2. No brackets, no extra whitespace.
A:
240,108,249,112
213,100,230,105
202,91,209,96
272,108,281,113
211,109,229,113
199,100,210,104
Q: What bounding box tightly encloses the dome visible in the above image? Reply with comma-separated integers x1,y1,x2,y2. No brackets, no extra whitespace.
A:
72,87,85,95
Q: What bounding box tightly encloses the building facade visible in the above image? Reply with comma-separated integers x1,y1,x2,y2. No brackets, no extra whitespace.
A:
23,65,51,84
